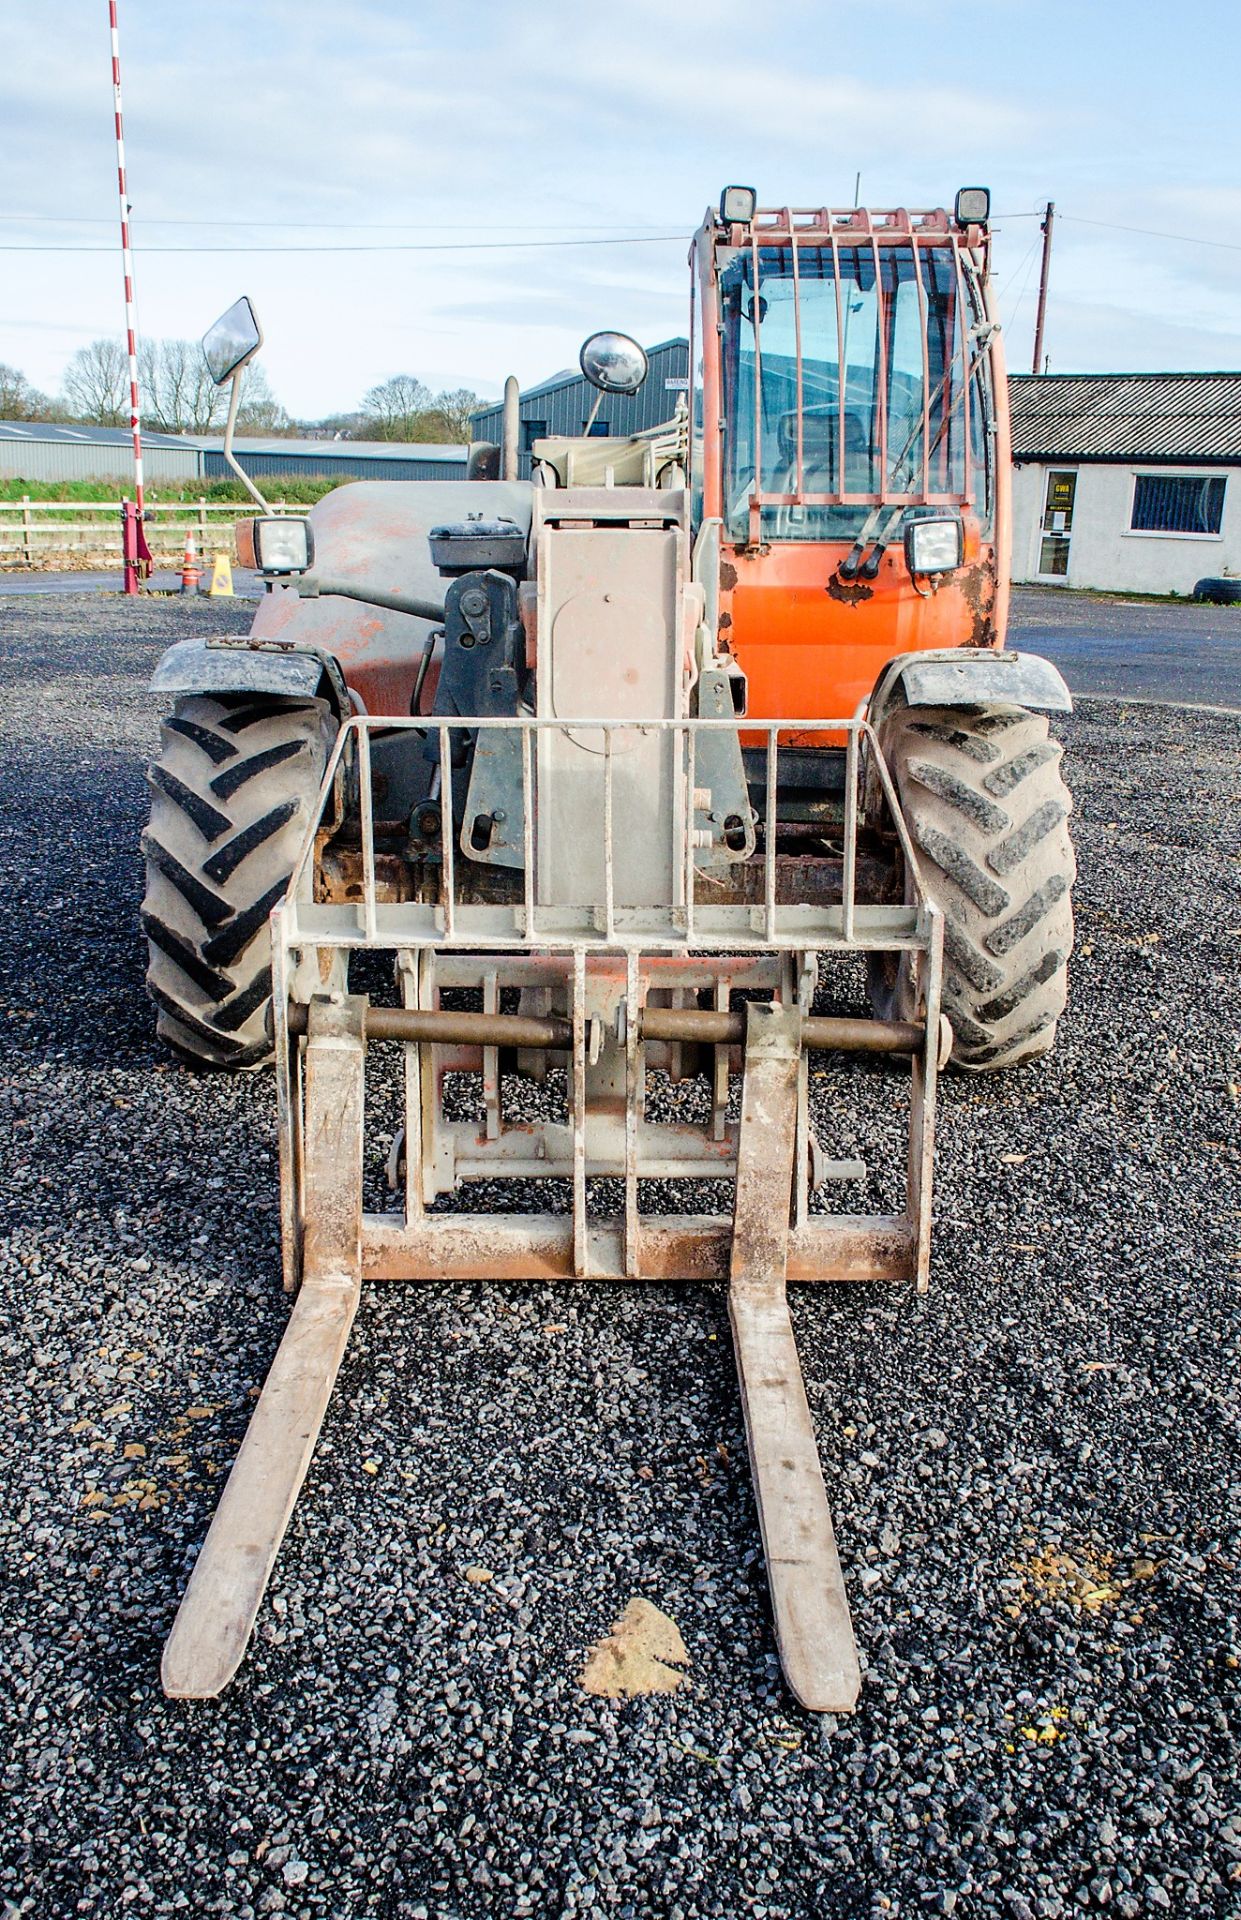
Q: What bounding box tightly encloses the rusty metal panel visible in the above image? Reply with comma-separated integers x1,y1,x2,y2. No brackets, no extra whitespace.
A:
249,480,533,713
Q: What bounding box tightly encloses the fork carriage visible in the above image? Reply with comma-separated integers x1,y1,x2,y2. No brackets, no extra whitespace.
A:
162,710,946,1711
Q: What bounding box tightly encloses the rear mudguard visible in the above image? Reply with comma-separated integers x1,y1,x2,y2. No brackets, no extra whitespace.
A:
251,480,533,716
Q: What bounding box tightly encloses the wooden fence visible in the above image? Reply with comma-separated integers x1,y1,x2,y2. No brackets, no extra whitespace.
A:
0,498,306,569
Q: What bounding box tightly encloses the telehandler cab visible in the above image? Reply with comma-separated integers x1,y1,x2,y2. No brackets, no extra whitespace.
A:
147,189,1075,1709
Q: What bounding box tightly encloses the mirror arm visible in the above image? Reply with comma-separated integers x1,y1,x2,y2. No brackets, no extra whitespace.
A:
222,366,272,514
298,575,446,624
584,389,605,434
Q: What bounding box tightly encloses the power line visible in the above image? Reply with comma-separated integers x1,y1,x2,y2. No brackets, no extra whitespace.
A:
0,233,690,255
0,212,687,233
1058,212,1241,254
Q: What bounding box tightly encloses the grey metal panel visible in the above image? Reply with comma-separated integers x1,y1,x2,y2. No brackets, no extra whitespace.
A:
201,451,467,481
0,437,201,483
1010,372,1241,464
0,418,203,484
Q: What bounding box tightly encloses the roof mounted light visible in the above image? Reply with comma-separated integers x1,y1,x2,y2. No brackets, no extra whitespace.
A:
719,185,757,226
954,186,990,230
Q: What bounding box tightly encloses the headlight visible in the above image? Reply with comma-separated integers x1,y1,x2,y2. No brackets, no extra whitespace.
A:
244,516,314,574
905,515,963,576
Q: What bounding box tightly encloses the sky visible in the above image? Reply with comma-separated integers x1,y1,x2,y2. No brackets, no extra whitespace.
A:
2,0,1240,420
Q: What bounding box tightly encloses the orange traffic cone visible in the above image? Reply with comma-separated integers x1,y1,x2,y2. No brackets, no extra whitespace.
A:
180,529,201,595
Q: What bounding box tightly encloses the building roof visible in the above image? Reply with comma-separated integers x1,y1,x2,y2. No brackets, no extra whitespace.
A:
0,417,192,450
0,420,466,461
190,435,466,461
1009,372,1241,465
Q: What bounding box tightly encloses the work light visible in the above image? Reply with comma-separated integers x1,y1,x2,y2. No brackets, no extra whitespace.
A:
719,185,757,225
954,187,990,229
904,514,963,576
238,516,314,575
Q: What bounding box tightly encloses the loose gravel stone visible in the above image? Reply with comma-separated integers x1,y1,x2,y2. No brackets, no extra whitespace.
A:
0,592,1237,1918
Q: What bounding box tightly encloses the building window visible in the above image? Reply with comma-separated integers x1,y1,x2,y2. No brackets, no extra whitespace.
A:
521,419,547,453
584,418,611,437
1131,473,1225,536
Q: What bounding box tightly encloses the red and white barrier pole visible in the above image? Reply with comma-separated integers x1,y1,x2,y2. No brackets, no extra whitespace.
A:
109,0,150,594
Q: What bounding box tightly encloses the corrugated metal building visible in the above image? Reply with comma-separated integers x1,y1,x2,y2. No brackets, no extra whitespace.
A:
0,418,201,484
0,420,468,487
1009,372,1241,594
470,338,689,477
195,436,468,482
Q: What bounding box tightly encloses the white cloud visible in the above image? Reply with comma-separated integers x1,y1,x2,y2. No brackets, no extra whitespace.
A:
0,0,1236,412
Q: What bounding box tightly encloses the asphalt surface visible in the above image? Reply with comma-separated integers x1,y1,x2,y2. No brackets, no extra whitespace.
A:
0,567,263,599
1010,588,1241,711
0,595,1238,1918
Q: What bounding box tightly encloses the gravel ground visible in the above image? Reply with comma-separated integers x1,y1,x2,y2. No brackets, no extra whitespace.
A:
0,593,1238,1920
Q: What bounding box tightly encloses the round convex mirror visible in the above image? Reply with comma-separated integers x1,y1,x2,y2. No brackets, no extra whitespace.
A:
579,331,649,396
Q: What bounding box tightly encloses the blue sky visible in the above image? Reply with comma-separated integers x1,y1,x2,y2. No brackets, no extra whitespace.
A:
2,0,1239,418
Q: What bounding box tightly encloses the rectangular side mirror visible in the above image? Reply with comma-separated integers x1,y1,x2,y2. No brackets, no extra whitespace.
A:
203,296,263,385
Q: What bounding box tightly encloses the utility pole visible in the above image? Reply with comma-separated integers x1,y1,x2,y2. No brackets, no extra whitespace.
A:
1031,199,1055,376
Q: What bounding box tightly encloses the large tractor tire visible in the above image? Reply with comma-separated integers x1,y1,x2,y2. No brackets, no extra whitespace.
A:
868,703,1076,1071
141,694,334,1069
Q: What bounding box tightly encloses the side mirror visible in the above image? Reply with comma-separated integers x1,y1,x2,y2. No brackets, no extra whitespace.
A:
579,331,648,397
202,296,263,386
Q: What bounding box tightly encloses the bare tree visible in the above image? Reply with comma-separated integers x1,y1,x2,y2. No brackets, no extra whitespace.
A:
236,364,291,436
61,338,131,426
359,373,434,441
428,387,483,442
138,337,227,434
0,362,54,421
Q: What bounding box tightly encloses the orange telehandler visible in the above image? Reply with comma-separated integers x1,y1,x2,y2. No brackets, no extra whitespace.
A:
146,187,1075,1710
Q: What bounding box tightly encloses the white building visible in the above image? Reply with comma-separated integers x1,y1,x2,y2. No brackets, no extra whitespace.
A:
1009,372,1241,595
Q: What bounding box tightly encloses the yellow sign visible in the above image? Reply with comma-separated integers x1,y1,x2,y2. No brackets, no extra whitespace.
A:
207,551,234,597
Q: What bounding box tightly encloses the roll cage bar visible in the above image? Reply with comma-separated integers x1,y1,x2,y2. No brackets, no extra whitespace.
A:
692,205,1010,557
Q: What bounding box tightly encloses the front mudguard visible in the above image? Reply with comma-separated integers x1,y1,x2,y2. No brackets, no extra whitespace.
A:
864,647,1073,827
867,648,1072,732
149,635,353,720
